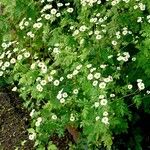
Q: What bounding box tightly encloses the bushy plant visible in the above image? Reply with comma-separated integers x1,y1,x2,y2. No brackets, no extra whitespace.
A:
0,0,150,149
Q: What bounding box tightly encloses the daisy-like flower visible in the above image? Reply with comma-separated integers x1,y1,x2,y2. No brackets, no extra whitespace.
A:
24,52,30,58
60,98,65,103
29,133,36,140
128,84,133,89
67,8,74,13
94,73,101,79
12,86,17,92
92,80,98,86
99,82,106,89
0,71,3,76
67,74,73,79
51,114,57,120
79,25,87,32
40,80,47,86
4,61,10,67
48,76,53,82
101,117,109,124
10,58,16,64
94,102,99,108
87,73,93,80
103,111,108,116
95,116,100,121
70,115,75,121
45,14,51,20
137,82,145,91
100,99,108,106
73,89,78,94
99,95,105,99
51,8,57,15
53,80,60,86
63,92,68,98
17,55,23,60
36,84,43,92
112,40,117,46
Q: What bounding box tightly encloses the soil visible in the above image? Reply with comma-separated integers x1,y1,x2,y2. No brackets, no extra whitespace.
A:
0,91,34,150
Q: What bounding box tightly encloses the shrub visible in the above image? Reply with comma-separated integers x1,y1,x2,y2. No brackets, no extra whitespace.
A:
0,0,150,149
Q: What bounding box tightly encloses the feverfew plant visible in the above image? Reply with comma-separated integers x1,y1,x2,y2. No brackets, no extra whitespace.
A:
0,0,150,149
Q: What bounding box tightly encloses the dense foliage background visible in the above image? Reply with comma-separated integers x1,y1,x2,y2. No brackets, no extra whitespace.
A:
0,0,150,149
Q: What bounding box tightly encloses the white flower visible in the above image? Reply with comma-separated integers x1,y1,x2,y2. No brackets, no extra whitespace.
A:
29,133,36,140
137,17,143,23
24,21,29,26
1,66,6,71
0,71,3,76
90,68,96,72
17,55,23,60
87,73,93,80
36,84,43,92
37,117,42,123
45,14,51,20
31,63,36,69
110,94,115,98
128,84,133,89
67,8,74,13
53,47,60,54
1,43,7,48
41,66,47,74
137,82,145,91
30,109,35,117
48,76,53,82
70,116,75,121
73,89,78,94
24,52,30,58
67,74,73,79
94,102,99,108
103,78,110,83
92,80,98,86
52,114,57,120
95,116,100,121
56,13,61,17
63,92,68,98
112,40,117,46
79,25,87,32
99,82,106,89
73,30,79,36
99,95,105,99
76,64,82,70
100,99,108,106
100,64,107,69
35,121,41,127
101,117,109,124
132,57,136,61
146,90,150,94
60,98,65,103
60,77,64,81
103,111,108,116
40,80,47,86
94,73,101,79
12,86,17,92
10,58,16,64
57,3,63,7
86,64,92,68
96,35,102,40
57,93,62,100
137,79,142,83
53,80,60,86
73,70,79,75
51,8,57,15
50,70,56,75
4,61,10,67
